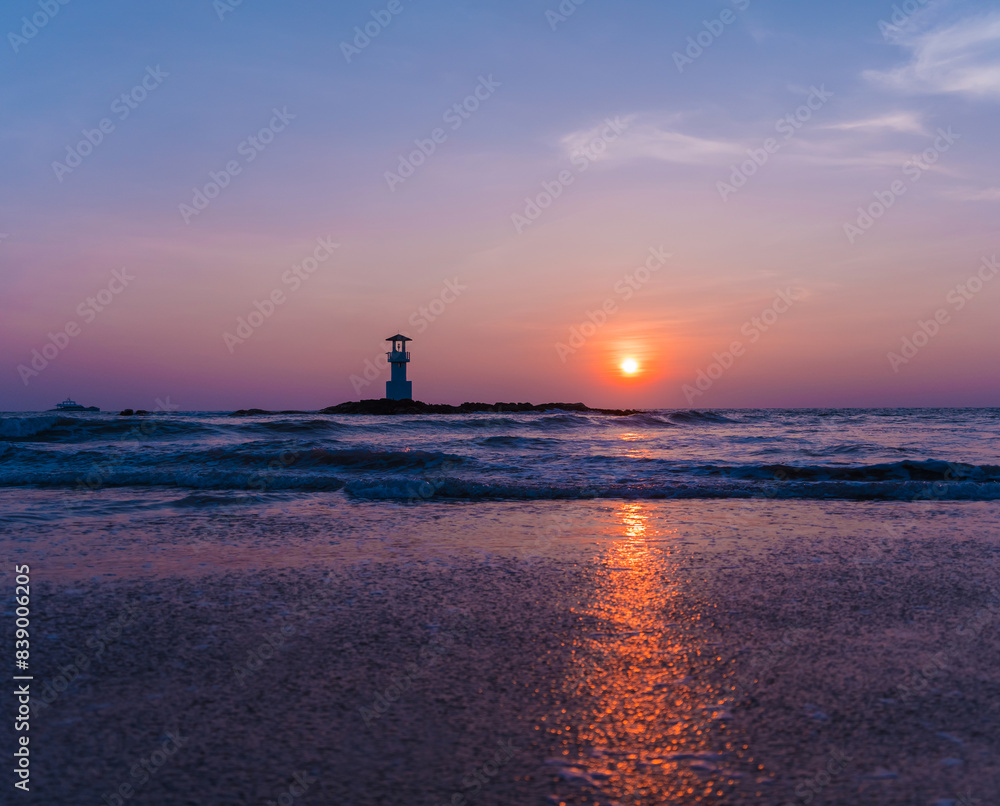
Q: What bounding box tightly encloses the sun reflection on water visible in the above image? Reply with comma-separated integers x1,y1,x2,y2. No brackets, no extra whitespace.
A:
620,502,648,541
543,503,756,803
617,431,645,443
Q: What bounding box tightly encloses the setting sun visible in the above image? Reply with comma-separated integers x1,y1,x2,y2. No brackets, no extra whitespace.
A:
620,358,639,375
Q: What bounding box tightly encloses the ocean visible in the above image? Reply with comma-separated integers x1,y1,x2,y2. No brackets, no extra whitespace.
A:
1,407,997,506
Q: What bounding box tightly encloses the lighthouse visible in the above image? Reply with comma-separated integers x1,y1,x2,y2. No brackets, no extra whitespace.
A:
385,334,413,400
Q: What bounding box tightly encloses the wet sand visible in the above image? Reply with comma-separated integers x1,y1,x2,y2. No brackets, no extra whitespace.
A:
4,496,999,804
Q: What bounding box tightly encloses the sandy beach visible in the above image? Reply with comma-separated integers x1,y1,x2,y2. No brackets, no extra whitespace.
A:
6,494,998,805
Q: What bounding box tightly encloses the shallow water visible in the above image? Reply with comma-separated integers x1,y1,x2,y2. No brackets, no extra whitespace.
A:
5,489,995,581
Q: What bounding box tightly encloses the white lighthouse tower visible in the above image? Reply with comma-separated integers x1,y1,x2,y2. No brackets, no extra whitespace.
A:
385,334,413,400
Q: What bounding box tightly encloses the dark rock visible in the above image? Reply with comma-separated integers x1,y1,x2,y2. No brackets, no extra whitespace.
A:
118,409,134,416
318,399,642,416
229,409,274,416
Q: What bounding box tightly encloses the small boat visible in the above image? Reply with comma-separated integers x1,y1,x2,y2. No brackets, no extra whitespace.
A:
51,398,100,412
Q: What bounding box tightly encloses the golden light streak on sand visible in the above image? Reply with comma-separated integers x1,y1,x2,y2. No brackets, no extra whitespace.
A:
546,502,757,803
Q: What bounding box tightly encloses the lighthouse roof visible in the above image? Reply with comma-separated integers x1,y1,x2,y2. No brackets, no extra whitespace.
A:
385,334,412,342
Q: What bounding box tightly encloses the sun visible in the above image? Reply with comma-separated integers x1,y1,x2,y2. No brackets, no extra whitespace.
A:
620,358,639,375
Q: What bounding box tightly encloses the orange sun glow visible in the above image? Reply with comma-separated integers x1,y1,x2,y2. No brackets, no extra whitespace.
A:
620,358,639,375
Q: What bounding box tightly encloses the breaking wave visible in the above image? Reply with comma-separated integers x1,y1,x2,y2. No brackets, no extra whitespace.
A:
2,409,997,501
342,477,1000,502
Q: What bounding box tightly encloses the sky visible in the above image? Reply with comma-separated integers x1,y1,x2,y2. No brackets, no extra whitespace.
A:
1,0,998,411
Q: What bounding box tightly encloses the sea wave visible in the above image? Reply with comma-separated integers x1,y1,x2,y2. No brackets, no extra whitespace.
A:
618,413,678,428
1,467,996,500
0,415,214,442
2,409,996,502
7,444,466,471
0,407,753,444
664,410,737,424
475,435,564,449
342,477,1000,502
168,491,273,508
803,443,912,456
235,419,353,435
0,415,64,439
287,447,466,470
712,459,1000,482
612,409,738,427
374,413,603,430
0,468,347,492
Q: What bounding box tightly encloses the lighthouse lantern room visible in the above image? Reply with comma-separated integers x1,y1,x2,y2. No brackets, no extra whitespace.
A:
385,334,413,401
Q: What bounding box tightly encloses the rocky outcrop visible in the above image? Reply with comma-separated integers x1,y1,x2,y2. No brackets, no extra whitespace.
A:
317,399,642,416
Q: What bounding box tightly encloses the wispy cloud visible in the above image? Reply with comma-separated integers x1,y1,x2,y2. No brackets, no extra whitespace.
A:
865,12,1000,99
786,143,925,171
821,111,928,135
557,106,952,176
560,116,743,166
943,186,1000,201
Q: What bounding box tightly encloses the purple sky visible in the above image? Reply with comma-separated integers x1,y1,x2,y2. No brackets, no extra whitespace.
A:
2,0,999,410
